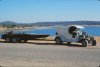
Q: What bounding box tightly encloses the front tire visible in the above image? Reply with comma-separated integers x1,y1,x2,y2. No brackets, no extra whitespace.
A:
91,40,96,46
55,37,62,44
82,40,88,47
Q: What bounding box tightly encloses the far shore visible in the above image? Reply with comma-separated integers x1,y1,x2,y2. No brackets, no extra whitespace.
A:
0,26,53,32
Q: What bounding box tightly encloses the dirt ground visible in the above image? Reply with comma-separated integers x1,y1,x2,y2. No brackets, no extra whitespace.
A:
0,37,100,67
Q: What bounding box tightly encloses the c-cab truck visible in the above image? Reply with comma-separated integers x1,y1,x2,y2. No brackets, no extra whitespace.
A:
55,25,96,47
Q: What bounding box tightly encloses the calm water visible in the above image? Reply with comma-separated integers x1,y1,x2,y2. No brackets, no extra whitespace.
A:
84,26,100,36
0,26,100,37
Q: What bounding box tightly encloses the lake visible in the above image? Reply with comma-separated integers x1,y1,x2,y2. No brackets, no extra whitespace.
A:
0,26,100,37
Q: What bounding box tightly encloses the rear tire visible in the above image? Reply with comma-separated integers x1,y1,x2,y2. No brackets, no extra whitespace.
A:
82,40,88,47
55,37,62,44
91,40,96,46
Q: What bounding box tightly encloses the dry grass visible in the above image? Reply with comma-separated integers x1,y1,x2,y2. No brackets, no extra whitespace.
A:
94,36,100,42
0,27,7,31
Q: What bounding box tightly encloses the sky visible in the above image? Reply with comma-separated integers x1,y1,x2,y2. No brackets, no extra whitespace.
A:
0,0,100,23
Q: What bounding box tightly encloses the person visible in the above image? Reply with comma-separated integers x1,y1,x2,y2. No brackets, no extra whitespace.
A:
72,30,77,38
68,26,77,38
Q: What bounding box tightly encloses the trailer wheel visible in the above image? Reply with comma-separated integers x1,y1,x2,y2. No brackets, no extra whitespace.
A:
67,42,71,44
91,40,96,46
16,38,21,43
82,40,88,47
5,38,11,43
55,37,62,44
20,40,28,43
12,38,17,43
24,40,28,43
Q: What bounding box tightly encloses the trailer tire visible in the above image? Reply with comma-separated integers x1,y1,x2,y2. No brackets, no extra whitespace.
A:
67,42,71,44
55,37,62,44
20,39,28,43
12,38,18,43
16,38,21,43
91,40,96,46
5,38,11,43
82,40,88,47
24,40,28,43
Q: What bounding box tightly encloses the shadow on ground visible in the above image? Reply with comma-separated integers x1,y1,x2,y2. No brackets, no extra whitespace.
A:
0,40,82,47
27,41,82,47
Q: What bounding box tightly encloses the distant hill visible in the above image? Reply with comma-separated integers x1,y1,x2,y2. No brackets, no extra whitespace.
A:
0,21,18,26
33,21,100,26
0,21,100,27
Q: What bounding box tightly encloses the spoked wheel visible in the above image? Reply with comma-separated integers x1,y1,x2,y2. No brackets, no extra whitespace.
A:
82,40,88,47
55,37,62,44
91,40,96,46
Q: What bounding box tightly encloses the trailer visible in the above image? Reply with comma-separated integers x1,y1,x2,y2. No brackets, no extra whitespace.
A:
1,31,49,43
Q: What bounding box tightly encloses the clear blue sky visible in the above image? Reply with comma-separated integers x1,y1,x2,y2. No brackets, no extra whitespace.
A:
0,0,100,23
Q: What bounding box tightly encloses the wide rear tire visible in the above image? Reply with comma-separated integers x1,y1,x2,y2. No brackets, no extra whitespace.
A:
91,40,96,46
82,40,88,47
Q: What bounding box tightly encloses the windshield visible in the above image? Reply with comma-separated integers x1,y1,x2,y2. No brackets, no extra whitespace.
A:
75,28,83,35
